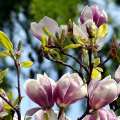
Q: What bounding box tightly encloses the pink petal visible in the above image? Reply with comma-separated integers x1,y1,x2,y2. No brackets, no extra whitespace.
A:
88,76,118,109
115,65,120,83
54,73,87,107
31,16,59,39
25,74,55,109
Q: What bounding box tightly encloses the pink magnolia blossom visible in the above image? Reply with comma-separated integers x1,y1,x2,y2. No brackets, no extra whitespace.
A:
34,109,70,120
25,73,56,109
88,76,118,110
34,109,57,120
83,108,117,120
115,65,120,83
54,73,87,107
114,65,120,95
31,16,60,39
80,5,108,27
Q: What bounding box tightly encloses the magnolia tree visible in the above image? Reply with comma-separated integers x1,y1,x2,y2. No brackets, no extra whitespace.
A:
0,4,120,120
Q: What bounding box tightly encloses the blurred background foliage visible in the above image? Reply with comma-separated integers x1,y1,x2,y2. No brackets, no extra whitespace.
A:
1,0,120,118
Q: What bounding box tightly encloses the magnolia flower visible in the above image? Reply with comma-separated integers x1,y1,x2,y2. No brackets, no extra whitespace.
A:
80,5,108,27
115,65,120,83
31,16,60,39
54,73,87,107
88,76,118,110
82,108,117,120
25,73,55,109
34,109,57,120
114,65,120,95
34,109,70,120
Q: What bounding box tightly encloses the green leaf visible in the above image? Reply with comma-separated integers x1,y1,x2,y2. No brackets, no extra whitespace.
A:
0,31,13,51
63,44,81,50
0,69,8,83
21,61,33,68
97,24,108,38
0,50,10,58
93,58,100,67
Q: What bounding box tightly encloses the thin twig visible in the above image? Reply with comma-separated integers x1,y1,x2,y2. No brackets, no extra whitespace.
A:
47,57,80,75
46,45,89,74
88,49,93,83
61,51,89,74
0,95,21,120
0,95,17,111
10,52,21,120
98,57,110,67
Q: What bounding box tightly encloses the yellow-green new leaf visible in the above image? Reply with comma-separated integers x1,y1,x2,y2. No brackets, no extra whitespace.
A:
0,50,10,58
0,31,13,51
21,61,33,68
63,44,81,50
97,24,108,38
93,58,100,67
91,68,101,80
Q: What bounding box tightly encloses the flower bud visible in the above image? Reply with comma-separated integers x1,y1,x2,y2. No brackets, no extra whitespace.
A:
25,73,56,109
80,5,108,27
91,5,108,27
88,76,118,109
54,73,87,107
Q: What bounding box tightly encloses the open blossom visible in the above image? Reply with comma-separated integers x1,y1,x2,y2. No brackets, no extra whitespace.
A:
31,16,60,39
34,109,57,120
114,65,120,95
31,16,68,40
34,109,70,120
88,76,118,110
83,108,117,120
115,65,120,83
25,73,55,109
80,5,107,27
54,73,87,107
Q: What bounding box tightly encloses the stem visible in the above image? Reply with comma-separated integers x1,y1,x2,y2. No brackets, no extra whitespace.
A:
47,57,81,75
10,52,21,120
88,49,93,83
46,45,89,74
61,51,89,75
58,107,64,120
0,95,21,120
78,98,89,120
14,60,21,104
98,57,110,67
79,48,83,79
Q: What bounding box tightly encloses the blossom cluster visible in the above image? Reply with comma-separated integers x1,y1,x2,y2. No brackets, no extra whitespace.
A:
24,65,120,120
23,4,120,120
0,4,119,120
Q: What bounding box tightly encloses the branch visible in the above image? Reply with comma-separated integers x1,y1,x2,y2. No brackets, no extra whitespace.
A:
10,52,21,120
47,57,81,75
46,45,89,74
98,57,110,67
0,95,21,120
61,51,89,74
88,49,93,83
